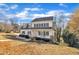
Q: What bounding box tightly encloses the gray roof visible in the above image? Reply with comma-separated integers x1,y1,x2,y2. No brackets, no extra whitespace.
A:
32,16,53,22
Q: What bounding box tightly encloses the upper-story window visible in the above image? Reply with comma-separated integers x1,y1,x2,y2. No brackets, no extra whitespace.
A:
39,24,41,28
43,23,49,28
34,24,37,28
34,23,49,28
37,24,38,28
34,24,39,28
44,23,46,27
45,23,49,27
41,24,43,28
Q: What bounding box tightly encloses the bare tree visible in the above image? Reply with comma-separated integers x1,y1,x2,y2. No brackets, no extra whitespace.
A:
9,18,19,32
53,11,65,44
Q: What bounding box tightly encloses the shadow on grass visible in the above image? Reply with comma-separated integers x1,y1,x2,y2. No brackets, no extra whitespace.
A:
3,34,56,45
3,34,30,42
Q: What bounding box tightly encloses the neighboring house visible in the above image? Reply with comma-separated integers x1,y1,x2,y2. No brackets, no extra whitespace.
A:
20,16,56,42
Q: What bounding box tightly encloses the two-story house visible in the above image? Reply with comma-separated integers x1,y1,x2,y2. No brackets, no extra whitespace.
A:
20,16,56,42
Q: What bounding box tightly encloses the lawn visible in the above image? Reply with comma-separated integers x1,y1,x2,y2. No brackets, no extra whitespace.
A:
0,32,79,55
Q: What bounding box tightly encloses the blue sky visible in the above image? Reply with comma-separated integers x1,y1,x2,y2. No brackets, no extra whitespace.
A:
0,3,79,24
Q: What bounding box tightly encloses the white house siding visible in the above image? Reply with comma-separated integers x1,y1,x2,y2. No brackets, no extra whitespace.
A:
32,29,54,39
20,16,55,40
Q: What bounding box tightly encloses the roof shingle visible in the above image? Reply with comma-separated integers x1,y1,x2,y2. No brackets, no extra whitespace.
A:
32,16,53,22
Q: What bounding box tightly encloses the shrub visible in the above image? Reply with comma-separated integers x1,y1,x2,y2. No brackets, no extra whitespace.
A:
62,29,77,46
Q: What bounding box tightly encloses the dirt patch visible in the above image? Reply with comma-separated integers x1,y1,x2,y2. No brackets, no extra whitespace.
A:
0,41,79,55
0,33,79,55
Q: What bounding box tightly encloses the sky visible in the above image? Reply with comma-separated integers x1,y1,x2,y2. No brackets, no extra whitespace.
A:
0,3,79,24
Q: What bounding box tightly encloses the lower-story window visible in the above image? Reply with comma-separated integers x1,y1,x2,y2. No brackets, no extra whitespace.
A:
43,31,49,36
28,31,31,35
43,31,46,36
38,31,41,35
38,31,49,36
22,31,25,35
46,31,49,36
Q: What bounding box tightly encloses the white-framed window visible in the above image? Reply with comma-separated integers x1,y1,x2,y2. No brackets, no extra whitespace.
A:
36,24,38,28
43,31,49,36
34,24,39,28
28,31,31,35
46,31,49,36
41,24,43,28
38,31,41,35
43,31,46,36
46,23,49,27
34,24,36,28
38,31,49,36
34,23,49,28
22,31,25,35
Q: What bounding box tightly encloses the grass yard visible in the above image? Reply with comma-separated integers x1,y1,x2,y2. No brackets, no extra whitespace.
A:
0,32,79,55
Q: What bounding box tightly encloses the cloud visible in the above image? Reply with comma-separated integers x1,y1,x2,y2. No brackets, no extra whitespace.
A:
64,13,72,16
24,7,43,11
15,9,31,20
24,8,31,11
31,8,42,11
0,3,6,6
46,11,56,16
15,7,44,20
64,13,72,21
0,3,9,11
0,3,72,24
16,12,27,18
59,3,67,8
31,10,65,19
31,10,72,22
45,10,64,17
1,7,30,20
32,13,54,19
6,14,15,19
32,14,46,19
10,4,18,9
0,8,6,14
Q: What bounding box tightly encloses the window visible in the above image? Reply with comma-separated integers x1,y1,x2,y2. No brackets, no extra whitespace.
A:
41,24,43,28
38,31,41,35
39,24,40,28
38,24,41,28
46,23,49,27
34,24,36,28
34,24,39,28
37,24,38,28
28,31,31,35
46,31,49,36
34,23,49,28
22,31,25,35
43,31,49,36
43,23,49,28
44,23,46,27
43,31,46,36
